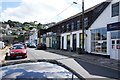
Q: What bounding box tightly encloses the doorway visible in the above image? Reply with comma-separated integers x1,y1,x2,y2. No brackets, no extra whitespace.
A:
73,34,76,51
111,31,120,59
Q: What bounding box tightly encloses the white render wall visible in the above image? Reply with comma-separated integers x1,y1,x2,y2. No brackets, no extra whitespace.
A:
89,0,119,30
29,31,38,44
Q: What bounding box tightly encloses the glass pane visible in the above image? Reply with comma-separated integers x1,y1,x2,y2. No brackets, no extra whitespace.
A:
111,31,118,39
101,28,107,40
96,29,100,40
91,42,95,52
91,30,96,40
117,31,120,39
95,41,101,52
117,40,120,44
101,42,107,52
112,40,115,44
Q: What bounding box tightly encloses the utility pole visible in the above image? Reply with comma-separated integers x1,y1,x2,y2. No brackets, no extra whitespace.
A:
73,0,85,53
82,0,85,53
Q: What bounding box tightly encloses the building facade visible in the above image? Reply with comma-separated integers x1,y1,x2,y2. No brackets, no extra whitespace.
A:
39,0,120,60
88,0,120,60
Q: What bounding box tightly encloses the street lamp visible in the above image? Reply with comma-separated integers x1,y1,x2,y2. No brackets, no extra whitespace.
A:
73,0,85,54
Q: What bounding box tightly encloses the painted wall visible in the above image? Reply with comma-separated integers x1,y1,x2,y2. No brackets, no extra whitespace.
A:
89,0,119,30
46,37,49,47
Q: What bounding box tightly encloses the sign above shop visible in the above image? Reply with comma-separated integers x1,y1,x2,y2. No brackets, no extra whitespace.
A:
107,22,120,31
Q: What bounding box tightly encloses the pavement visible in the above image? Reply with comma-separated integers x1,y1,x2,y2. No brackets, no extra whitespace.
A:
46,48,120,71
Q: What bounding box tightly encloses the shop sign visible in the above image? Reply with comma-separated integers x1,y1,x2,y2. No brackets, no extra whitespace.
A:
107,22,120,31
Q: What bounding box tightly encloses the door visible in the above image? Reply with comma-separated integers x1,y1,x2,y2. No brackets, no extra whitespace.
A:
73,34,76,51
111,39,120,59
67,35,70,50
111,31,120,60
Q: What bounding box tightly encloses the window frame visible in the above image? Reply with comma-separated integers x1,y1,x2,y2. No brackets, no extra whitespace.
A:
112,2,119,17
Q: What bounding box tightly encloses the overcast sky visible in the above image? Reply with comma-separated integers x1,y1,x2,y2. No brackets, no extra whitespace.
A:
0,0,107,24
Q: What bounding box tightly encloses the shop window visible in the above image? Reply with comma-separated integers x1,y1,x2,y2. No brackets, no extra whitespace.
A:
91,28,107,53
112,2,119,17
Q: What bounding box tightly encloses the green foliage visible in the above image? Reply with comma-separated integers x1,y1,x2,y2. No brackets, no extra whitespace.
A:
24,27,29,31
37,26,45,29
0,29,5,34
11,32,17,35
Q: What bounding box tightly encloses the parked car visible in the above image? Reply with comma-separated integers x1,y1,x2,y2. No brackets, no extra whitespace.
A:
36,43,47,50
29,43,36,48
13,41,20,45
6,44,27,59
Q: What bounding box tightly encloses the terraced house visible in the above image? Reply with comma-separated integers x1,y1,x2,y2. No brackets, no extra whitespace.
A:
38,0,120,60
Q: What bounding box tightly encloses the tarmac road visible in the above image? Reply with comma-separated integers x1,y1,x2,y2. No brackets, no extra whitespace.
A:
4,48,120,79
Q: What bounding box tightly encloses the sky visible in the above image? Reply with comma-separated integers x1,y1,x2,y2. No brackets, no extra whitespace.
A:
0,0,107,24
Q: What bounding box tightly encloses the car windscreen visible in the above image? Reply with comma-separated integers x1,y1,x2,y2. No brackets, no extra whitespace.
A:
11,45,25,50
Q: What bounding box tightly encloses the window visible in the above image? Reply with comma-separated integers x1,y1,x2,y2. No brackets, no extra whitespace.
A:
91,28,107,53
71,22,74,31
112,2,119,17
61,25,64,33
111,31,120,39
66,24,69,32
84,17,88,28
77,20,80,30
62,25,64,29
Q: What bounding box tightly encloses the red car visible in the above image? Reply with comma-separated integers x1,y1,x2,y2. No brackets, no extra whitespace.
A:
6,44,27,59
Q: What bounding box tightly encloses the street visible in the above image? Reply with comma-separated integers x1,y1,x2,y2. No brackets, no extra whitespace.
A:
4,48,119,79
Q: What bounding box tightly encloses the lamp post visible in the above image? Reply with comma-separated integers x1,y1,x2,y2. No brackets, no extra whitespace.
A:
73,0,85,54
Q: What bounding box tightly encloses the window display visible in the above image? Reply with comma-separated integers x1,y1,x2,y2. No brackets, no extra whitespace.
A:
91,28,107,53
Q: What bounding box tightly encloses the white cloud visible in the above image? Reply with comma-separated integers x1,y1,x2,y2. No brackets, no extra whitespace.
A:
0,0,21,2
0,0,106,23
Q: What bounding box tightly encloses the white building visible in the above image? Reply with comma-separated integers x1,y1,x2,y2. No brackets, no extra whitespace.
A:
87,0,120,60
40,0,120,60
60,0,120,60
29,30,38,45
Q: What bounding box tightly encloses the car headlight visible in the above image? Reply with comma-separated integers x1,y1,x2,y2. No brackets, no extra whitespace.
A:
23,51,27,53
10,52,15,54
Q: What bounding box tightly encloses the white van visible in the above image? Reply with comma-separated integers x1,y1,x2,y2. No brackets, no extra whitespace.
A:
0,41,5,49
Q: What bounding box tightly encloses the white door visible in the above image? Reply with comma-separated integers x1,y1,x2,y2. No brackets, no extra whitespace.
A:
111,31,120,60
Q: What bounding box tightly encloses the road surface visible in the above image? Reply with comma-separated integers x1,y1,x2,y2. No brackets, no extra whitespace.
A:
5,48,119,79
